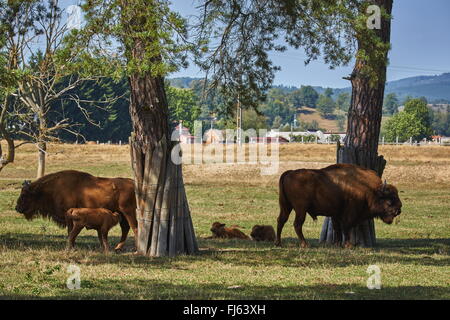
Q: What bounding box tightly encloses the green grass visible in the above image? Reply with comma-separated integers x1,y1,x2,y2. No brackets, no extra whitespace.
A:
0,171,449,300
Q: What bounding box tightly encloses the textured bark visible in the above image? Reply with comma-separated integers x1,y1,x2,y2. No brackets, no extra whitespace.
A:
128,63,198,257
320,0,393,247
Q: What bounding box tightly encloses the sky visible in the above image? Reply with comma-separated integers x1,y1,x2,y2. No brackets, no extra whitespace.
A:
61,0,450,89
168,0,450,88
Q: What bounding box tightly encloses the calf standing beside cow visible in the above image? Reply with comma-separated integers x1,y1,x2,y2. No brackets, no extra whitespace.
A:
15,164,402,252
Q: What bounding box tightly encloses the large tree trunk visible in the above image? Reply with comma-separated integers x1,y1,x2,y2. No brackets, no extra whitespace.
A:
128,73,198,257
320,0,393,247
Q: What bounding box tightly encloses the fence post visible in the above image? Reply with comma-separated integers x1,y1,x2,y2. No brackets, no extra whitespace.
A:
396,136,399,145
409,137,413,145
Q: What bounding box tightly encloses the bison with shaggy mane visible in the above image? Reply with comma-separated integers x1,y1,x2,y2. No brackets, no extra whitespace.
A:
15,170,137,251
276,164,402,248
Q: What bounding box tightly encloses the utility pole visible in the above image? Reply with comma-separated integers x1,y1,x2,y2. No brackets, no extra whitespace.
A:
236,94,242,146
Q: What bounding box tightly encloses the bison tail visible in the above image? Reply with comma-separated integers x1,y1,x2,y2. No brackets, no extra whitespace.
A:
279,170,293,213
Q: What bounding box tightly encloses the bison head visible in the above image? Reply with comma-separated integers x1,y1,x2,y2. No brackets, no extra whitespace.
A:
376,181,402,224
15,180,39,220
210,222,226,236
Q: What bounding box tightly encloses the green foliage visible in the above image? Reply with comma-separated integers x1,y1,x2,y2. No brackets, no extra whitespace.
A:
289,134,316,143
383,99,433,142
323,88,333,98
289,86,319,108
242,109,268,131
335,92,351,112
271,116,282,129
81,0,190,78
431,109,450,136
316,94,335,118
195,0,357,113
383,93,399,115
166,86,201,133
259,88,296,127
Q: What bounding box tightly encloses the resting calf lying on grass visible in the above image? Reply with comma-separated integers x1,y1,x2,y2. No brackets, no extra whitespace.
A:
208,222,250,240
65,208,120,253
250,225,276,242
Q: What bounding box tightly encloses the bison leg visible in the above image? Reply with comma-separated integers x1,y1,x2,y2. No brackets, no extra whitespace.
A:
67,224,83,250
117,206,138,251
114,216,130,252
343,228,353,249
293,208,308,248
98,230,110,253
275,206,292,246
67,219,74,236
331,217,343,246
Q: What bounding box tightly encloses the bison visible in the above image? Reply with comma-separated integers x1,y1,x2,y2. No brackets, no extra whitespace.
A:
276,163,402,248
209,222,250,240
65,208,121,253
250,225,276,242
15,170,137,251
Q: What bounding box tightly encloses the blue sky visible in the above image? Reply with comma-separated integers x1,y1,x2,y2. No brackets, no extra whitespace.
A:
62,0,450,89
168,0,450,88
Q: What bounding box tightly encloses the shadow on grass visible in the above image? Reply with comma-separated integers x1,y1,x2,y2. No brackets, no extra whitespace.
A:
0,232,134,252
1,233,448,270
0,280,448,300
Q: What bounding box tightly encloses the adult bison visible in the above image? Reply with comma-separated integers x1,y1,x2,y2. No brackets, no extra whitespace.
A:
15,170,137,251
276,164,402,248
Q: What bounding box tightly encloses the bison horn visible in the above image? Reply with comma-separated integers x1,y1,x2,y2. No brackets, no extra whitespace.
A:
22,180,31,188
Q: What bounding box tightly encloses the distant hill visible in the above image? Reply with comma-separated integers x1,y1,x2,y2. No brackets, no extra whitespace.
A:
384,73,450,102
169,73,450,103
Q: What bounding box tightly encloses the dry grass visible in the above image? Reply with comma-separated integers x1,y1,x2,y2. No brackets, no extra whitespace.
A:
0,141,449,299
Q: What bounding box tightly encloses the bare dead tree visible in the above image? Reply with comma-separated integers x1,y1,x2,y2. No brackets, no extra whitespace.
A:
0,0,120,177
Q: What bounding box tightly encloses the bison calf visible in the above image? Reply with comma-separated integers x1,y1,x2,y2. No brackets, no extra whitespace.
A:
250,225,276,242
209,222,250,240
65,208,120,253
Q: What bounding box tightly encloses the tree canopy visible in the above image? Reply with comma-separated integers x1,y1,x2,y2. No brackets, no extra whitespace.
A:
383,98,433,142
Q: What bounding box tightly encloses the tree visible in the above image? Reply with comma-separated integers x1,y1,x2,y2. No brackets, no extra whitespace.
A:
336,92,351,112
259,88,296,125
383,92,399,115
316,94,335,118
290,86,319,108
321,0,394,247
195,1,355,114
1,0,113,177
82,0,197,256
242,108,268,131
271,115,282,129
197,0,393,247
384,98,433,142
431,109,450,136
166,86,201,133
324,87,334,98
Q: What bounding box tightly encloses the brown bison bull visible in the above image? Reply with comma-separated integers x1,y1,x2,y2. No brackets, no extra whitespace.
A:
15,170,137,251
276,164,402,248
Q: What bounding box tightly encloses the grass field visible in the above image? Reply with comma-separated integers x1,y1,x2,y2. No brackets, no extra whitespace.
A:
0,142,449,299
